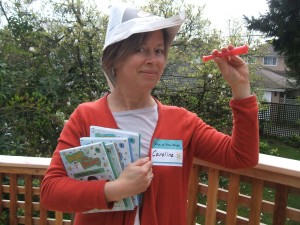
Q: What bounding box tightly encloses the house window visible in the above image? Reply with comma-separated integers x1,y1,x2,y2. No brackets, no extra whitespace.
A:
263,56,277,66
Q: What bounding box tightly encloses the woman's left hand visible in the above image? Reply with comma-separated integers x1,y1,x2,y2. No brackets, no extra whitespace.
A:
212,45,251,100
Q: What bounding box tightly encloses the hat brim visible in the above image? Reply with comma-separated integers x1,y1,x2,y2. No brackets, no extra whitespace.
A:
103,11,185,50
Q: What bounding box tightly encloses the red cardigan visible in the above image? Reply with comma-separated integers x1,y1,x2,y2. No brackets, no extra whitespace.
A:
41,95,259,225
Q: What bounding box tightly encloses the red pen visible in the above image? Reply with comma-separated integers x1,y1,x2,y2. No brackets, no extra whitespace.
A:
202,45,249,62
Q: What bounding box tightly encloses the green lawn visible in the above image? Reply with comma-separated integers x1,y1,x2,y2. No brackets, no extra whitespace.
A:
260,136,300,160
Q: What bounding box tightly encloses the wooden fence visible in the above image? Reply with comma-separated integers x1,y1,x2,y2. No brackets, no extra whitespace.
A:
259,102,300,137
1,154,300,225
0,155,71,225
187,154,300,224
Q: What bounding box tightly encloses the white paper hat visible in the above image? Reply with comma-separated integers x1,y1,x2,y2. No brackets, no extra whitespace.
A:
103,5,185,50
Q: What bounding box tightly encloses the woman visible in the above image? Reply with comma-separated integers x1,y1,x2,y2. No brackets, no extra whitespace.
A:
41,5,259,225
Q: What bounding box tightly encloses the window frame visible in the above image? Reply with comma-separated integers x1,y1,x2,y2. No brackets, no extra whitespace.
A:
263,56,278,66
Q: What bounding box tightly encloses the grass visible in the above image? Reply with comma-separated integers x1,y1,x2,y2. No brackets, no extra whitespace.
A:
260,136,300,160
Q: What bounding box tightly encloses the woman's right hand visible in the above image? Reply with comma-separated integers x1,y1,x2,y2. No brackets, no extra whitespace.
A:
104,157,153,203
212,45,251,100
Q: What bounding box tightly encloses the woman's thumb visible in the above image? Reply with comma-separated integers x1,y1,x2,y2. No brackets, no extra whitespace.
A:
132,157,150,166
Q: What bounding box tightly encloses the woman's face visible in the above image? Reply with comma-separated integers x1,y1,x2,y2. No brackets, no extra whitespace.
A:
115,30,166,92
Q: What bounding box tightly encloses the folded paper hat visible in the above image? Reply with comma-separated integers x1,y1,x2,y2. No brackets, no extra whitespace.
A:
103,5,185,50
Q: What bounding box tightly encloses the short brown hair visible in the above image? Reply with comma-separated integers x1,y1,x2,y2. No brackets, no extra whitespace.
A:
102,29,170,87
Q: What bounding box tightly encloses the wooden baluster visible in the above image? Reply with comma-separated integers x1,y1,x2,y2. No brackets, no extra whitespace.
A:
0,173,3,213
226,173,240,224
55,211,63,225
273,184,288,225
205,168,219,225
187,163,200,225
25,175,33,225
9,173,18,225
39,176,48,225
249,178,264,225
39,204,48,225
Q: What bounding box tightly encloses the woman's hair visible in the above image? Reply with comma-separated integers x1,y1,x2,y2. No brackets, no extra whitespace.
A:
102,29,170,87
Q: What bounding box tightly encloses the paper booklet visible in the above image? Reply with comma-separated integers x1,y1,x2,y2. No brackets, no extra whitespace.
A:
80,134,139,206
59,142,134,212
90,126,141,162
80,137,133,169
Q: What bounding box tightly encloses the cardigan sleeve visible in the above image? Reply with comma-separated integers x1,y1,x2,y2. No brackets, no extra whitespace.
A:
40,104,114,212
191,95,259,169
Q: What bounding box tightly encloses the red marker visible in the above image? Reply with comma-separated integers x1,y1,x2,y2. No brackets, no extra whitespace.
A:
202,45,249,62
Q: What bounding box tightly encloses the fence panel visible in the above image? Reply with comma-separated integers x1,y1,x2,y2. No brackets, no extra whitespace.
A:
259,102,300,137
0,156,72,225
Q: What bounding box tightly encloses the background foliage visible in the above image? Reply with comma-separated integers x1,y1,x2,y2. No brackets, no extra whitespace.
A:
0,0,261,157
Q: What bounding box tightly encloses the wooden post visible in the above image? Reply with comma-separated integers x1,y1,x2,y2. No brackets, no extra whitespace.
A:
55,211,63,225
39,176,48,225
25,175,33,225
205,168,219,225
226,174,240,224
9,174,18,225
0,173,3,213
249,178,264,225
273,184,288,225
187,164,200,225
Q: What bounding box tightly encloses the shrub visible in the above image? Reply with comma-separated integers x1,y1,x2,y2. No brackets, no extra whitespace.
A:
259,140,279,156
281,135,300,148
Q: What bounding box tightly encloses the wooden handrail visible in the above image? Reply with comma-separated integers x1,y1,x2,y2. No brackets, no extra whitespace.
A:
0,155,51,169
193,154,300,188
1,154,300,225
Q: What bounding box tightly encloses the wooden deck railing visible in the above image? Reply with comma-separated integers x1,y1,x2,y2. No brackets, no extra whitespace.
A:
1,154,300,225
187,154,300,225
0,155,72,225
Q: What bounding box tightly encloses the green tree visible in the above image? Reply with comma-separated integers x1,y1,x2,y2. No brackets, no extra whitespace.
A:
0,0,264,157
145,0,261,133
0,0,64,156
0,0,108,156
144,0,228,130
46,0,108,109
244,0,300,84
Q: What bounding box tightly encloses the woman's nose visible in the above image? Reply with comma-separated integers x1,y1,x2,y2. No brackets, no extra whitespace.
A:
145,52,157,64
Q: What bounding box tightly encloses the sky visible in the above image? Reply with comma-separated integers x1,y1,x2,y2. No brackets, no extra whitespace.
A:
1,0,269,35
197,0,269,31
100,0,269,34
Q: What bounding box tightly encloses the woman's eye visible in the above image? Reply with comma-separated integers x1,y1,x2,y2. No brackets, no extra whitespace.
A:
136,48,145,53
135,47,164,55
156,49,164,54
